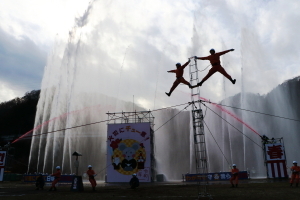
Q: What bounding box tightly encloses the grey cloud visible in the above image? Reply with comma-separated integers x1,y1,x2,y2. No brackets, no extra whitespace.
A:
0,28,47,100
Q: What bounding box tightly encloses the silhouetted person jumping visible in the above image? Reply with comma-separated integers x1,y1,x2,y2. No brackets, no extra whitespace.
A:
195,49,236,86
165,59,195,97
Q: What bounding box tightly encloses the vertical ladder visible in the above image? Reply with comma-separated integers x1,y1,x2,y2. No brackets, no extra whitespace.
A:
189,58,212,199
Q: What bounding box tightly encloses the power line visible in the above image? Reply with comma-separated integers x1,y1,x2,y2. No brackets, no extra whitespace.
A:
154,102,192,132
202,100,300,123
152,102,191,112
201,102,263,149
13,101,191,142
14,96,295,143
13,113,136,141
203,119,230,166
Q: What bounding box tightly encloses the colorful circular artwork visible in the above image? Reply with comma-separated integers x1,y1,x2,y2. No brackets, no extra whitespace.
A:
110,139,146,175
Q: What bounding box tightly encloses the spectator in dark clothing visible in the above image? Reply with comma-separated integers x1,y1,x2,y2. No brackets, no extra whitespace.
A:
36,174,45,190
129,173,139,189
261,135,269,145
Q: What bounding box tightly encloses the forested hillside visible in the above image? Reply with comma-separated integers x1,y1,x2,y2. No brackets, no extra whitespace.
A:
0,90,40,173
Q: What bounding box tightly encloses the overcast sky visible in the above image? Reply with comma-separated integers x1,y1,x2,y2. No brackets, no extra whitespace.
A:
1,0,300,108
0,0,90,101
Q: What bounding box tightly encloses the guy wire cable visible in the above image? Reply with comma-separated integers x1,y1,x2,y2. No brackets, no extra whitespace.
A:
13,101,192,142
203,119,230,166
201,102,263,149
154,102,192,132
202,100,300,122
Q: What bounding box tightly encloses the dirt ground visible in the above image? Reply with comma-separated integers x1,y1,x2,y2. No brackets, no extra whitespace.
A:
0,179,300,200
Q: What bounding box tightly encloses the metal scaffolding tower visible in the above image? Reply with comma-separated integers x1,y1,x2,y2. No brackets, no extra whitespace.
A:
106,111,155,129
189,58,212,199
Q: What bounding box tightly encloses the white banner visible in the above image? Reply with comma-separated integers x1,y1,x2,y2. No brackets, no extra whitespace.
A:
0,151,7,181
106,123,151,182
265,143,285,161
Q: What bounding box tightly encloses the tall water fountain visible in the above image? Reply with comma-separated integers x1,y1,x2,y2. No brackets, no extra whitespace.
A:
28,0,300,180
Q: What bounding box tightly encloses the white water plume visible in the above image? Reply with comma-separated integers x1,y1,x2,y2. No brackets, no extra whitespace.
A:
28,0,300,180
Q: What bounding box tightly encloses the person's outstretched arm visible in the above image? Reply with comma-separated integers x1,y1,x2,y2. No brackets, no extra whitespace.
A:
194,56,209,60
217,49,234,56
179,59,191,70
167,70,176,73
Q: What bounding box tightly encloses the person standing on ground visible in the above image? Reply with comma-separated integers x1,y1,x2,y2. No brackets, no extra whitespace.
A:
129,173,139,189
49,166,61,191
165,59,196,97
194,49,236,86
36,174,45,190
230,164,239,188
87,165,97,191
290,161,300,187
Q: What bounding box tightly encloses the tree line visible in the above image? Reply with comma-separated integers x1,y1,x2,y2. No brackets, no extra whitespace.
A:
0,90,40,173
